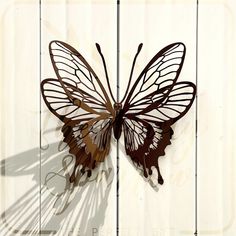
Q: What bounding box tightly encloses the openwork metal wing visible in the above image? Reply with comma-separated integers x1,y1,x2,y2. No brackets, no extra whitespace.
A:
41,41,114,183
124,82,196,184
49,41,114,114
123,43,196,184
123,43,186,113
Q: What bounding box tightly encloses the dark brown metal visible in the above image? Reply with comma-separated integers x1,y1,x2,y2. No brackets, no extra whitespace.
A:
41,41,196,185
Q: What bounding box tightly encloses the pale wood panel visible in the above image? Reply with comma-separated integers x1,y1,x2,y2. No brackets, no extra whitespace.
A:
198,0,236,235
41,1,117,235
119,1,196,235
1,1,236,236
0,0,40,235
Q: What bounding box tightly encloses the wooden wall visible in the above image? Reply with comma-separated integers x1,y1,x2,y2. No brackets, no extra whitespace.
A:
0,0,236,235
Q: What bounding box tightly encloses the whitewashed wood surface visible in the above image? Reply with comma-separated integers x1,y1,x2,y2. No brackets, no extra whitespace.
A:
0,0,236,235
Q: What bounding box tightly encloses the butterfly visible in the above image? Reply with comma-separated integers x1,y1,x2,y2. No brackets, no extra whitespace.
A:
41,40,196,185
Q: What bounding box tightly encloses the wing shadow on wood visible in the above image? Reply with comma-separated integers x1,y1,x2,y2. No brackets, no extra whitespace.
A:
0,139,114,235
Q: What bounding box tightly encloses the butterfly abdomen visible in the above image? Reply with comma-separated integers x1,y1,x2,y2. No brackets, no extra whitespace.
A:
113,109,124,140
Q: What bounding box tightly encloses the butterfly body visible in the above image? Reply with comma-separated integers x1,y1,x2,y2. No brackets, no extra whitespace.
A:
113,103,124,140
41,40,196,185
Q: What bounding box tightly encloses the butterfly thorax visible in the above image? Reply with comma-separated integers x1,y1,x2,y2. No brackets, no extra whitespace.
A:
113,102,124,140
113,102,122,112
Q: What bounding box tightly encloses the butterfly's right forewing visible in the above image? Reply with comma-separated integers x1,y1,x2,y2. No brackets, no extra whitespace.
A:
123,43,186,113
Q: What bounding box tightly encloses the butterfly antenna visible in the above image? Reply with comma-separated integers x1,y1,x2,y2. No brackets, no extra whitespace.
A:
95,43,116,103
120,43,143,103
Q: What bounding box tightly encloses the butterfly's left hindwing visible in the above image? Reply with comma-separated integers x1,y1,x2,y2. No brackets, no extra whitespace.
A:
123,43,196,184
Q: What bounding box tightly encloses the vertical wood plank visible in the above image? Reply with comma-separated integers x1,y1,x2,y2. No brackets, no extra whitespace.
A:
198,0,236,235
40,1,117,235
119,1,196,235
1,1,236,235
0,0,40,235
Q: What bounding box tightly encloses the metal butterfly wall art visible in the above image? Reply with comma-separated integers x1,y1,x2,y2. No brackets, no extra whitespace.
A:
41,41,196,185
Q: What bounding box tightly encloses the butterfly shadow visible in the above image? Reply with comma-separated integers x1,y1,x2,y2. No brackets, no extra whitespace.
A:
0,140,114,235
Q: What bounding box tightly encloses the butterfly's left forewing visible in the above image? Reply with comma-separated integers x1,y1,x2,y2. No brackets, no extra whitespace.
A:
49,40,114,114
123,43,196,184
